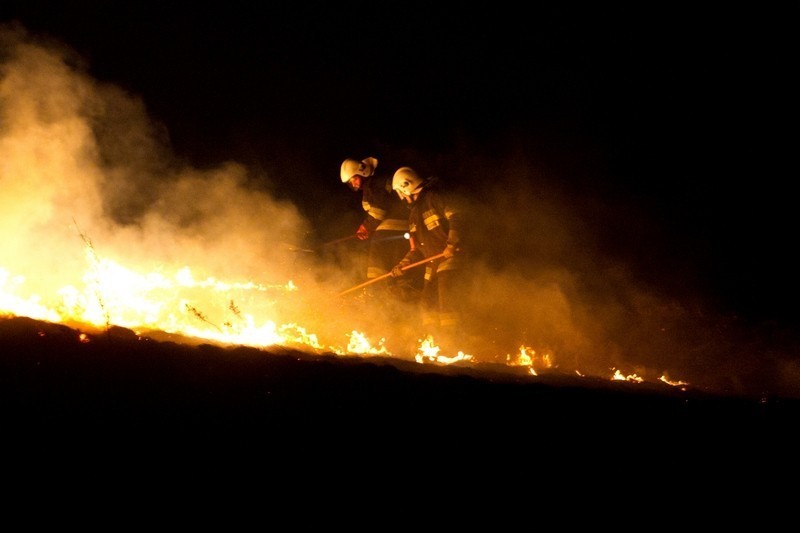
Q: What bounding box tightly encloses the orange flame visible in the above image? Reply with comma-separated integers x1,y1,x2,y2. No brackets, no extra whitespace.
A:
611,368,644,382
413,335,473,365
659,374,689,390
506,345,555,376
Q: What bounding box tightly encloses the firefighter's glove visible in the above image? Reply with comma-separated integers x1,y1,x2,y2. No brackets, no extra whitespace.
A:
356,223,370,241
391,260,410,277
443,244,458,258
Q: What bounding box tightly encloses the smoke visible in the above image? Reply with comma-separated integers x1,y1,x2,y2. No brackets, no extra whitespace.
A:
428,146,800,398
1,23,797,399
0,25,343,325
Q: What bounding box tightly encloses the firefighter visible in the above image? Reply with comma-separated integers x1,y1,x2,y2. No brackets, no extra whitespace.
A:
389,166,468,353
340,157,421,302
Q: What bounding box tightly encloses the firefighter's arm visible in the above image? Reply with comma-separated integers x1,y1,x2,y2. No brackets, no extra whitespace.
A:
356,216,382,240
443,228,460,258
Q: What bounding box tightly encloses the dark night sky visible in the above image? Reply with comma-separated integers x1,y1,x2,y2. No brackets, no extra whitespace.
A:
2,3,797,328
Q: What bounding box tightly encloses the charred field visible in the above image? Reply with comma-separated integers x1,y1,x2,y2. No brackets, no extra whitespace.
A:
2,314,796,474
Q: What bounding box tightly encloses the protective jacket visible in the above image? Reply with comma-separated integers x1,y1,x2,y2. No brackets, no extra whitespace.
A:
400,176,463,274
361,175,409,234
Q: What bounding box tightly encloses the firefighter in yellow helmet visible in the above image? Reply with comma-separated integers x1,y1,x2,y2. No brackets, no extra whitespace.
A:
390,167,467,353
340,157,422,302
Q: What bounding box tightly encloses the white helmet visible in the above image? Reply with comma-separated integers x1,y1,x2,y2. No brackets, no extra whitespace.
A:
340,157,378,183
392,167,424,197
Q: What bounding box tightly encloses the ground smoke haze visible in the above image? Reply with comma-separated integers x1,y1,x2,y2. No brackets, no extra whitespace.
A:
2,23,798,400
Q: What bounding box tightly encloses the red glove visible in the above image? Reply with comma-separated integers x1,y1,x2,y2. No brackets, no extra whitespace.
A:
356,223,370,241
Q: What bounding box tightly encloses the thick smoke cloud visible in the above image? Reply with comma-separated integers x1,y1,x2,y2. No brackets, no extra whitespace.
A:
0,25,311,280
2,23,798,399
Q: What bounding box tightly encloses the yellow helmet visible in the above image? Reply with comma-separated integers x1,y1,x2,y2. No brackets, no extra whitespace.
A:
392,167,424,197
340,157,378,183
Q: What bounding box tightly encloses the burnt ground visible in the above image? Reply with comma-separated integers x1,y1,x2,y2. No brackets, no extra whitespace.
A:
1,315,797,484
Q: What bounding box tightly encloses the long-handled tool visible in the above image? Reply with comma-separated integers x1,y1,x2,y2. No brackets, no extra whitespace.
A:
324,231,410,248
323,234,358,247
338,252,446,297
282,242,316,253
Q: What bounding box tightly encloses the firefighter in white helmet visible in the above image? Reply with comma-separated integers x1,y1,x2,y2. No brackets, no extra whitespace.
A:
339,157,422,302
390,166,467,353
